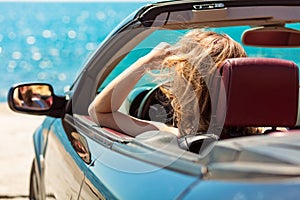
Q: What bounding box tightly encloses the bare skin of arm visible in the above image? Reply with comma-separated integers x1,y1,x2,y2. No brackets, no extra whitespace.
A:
88,43,179,137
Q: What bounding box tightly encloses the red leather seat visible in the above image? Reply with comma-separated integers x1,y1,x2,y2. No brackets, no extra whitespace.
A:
216,57,299,127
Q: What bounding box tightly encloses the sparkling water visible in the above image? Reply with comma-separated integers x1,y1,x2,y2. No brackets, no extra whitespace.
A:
0,2,148,102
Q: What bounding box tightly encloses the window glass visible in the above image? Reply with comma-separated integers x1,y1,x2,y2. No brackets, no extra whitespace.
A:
99,24,300,92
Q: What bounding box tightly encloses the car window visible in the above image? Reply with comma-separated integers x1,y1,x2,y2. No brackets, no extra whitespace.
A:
98,24,300,94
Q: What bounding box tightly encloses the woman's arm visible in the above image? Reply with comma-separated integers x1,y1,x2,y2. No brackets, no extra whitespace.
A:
88,43,178,137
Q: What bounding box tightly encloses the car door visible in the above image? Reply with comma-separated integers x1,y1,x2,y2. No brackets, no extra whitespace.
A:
71,114,201,200
42,116,88,199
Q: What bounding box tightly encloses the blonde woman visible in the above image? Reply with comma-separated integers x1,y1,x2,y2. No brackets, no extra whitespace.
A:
88,29,258,138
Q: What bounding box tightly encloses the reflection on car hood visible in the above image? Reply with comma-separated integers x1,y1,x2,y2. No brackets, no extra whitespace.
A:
203,131,300,180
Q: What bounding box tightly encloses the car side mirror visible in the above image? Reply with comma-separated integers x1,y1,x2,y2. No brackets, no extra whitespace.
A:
7,83,66,117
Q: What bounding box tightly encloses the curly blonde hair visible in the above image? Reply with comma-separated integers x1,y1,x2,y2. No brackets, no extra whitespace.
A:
158,29,256,137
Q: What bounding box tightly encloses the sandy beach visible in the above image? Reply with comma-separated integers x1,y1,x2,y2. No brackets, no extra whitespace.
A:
0,103,44,198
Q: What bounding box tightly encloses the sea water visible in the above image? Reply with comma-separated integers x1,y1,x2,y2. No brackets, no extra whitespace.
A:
0,2,149,102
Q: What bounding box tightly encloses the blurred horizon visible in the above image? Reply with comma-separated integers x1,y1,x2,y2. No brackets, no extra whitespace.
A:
0,1,151,102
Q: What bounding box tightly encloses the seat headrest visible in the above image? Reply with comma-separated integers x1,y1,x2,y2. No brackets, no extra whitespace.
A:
216,57,299,127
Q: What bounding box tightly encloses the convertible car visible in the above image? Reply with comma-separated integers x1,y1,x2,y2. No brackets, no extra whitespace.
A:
7,0,300,199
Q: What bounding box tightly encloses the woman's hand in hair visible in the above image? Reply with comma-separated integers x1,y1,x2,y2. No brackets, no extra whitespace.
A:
141,42,173,70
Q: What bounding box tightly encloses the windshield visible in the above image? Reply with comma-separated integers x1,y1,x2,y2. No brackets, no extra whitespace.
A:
98,23,300,92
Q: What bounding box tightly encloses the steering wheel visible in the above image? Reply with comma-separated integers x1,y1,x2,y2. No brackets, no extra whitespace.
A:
137,85,174,126
137,85,219,155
